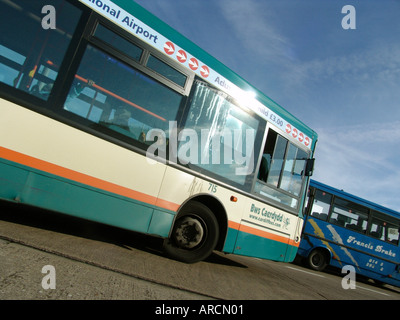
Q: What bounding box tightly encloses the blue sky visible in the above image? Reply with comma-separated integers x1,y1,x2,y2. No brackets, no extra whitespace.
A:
133,0,400,212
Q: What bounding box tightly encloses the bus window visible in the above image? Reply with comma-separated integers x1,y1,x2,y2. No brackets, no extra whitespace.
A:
309,189,332,221
266,133,286,187
369,211,400,245
388,226,400,245
63,44,183,144
369,218,386,241
0,0,81,100
94,24,143,62
180,81,261,189
254,128,309,210
280,144,308,197
146,55,187,88
330,197,368,233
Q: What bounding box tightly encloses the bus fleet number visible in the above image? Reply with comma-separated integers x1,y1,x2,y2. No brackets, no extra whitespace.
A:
208,183,217,193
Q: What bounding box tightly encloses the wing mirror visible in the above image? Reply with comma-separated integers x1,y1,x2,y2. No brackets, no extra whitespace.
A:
305,158,315,177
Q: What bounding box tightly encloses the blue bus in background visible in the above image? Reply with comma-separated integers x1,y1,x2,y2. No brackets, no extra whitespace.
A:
297,180,400,287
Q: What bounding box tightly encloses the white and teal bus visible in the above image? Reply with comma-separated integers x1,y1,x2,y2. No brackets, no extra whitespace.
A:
0,0,317,263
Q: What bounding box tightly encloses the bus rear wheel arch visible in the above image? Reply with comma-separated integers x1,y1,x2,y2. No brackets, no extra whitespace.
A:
307,248,330,271
163,201,219,263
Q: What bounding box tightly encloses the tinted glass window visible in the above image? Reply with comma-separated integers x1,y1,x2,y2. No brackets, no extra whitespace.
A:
309,189,332,221
369,211,400,245
255,128,309,209
64,45,183,144
180,81,260,188
281,144,308,197
0,0,81,100
94,24,143,62
329,197,368,233
147,55,187,87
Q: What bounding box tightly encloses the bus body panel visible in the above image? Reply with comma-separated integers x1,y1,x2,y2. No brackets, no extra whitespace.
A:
232,196,303,262
139,163,304,261
301,226,400,287
0,100,168,203
0,99,175,236
303,218,398,264
0,156,176,237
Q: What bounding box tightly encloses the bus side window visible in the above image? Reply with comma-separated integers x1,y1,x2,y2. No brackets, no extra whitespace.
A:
0,0,82,100
369,211,400,245
389,226,400,245
180,81,260,189
369,219,385,241
63,44,183,146
257,130,276,182
310,190,331,221
254,128,310,210
330,197,368,233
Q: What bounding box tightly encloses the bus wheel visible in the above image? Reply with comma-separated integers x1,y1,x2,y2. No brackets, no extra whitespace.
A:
163,201,219,263
307,249,328,271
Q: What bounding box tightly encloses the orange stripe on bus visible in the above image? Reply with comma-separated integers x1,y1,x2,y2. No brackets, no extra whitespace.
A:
228,220,299,247
0,146,178,212
155,198,180,212
228,220,241,230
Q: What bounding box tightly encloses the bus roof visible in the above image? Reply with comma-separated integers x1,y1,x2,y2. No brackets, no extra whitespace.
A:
107,0,318,147
310,179,400,219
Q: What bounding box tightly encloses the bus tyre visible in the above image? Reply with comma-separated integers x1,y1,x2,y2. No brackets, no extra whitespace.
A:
307,249,328,271
163,201,219,263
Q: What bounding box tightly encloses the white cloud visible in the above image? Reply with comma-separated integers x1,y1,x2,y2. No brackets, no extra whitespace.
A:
313,121,400,211
216,0,293,64
293,43,400,87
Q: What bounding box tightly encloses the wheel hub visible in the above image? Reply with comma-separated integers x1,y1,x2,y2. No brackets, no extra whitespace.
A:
174,216,204,249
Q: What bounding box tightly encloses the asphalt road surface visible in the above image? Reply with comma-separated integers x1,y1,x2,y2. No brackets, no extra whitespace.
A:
1,200,400,304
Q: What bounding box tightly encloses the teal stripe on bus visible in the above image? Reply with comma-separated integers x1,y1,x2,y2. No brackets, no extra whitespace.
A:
0,157,175,237
233,230,297,262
